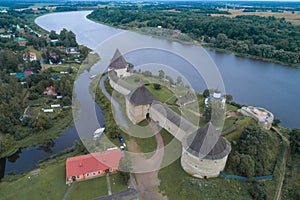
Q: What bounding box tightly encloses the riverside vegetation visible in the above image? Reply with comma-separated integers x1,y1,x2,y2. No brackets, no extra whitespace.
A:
0,10,99,158
88,2,300,68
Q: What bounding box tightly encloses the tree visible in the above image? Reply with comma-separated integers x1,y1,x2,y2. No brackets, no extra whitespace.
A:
239,154,255,178
142,70,152,77
62,96,72,106
32,113,52,131
158,69,165,79
225,94,233,103
248,183,267,200
290,129,300,155
228,152,241,170
272,118,281,126
165,75,174,84
176,76,183,86
203,89,210,98
153,83,161,90
49,30,58,40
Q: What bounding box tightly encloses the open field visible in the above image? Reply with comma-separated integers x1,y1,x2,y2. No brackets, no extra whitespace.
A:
0,154,127,200
212,9,300,26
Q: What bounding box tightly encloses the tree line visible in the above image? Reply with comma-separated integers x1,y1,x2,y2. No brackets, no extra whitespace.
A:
88,5,300,67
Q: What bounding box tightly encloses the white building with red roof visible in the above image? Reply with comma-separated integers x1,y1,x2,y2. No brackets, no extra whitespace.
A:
29,52,37,61
65,148,122,184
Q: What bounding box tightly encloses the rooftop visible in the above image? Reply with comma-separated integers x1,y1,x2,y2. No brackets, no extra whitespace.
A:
128,85,157,106
108,49,127,70
151,100,197,134
66,148,122,178
184,122,231,160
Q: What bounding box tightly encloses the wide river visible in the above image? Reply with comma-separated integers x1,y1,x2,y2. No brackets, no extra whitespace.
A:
1,10,299,177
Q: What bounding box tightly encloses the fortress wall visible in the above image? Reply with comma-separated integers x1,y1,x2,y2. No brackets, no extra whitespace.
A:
150,106,197,142
181,147,228,178
109,79,131,96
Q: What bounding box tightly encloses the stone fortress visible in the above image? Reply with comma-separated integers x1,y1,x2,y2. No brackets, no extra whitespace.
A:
108,49,231,178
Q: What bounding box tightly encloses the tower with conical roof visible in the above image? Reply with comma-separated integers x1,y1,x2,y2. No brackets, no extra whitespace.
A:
181,122,231,178
108,49,129,78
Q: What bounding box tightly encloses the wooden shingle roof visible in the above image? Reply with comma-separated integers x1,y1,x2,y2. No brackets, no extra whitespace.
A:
108,49,127,70
128,86,157,106
184,122,231,160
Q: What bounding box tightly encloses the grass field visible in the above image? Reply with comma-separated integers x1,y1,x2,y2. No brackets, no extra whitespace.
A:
0,160,68,200
0,155,127,200
212,9,300,26
224,117,256,142
68,173,126,200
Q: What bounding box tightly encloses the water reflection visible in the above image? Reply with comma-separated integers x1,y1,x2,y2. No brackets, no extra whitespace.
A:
7,149,21,163
0,158,6,179
37,140,55,154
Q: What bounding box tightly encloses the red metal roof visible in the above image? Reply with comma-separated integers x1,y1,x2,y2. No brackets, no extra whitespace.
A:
66,148,122,178
29,52,36,57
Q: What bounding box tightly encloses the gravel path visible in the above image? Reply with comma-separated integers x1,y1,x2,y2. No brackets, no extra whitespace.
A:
128,120,167,200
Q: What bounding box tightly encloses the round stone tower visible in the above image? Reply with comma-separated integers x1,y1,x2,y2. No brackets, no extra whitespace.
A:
181,122,231,178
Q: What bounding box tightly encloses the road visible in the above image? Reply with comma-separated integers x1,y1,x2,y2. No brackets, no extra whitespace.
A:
272,126,290,200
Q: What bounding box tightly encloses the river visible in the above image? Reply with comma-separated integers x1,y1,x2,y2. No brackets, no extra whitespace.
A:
1,10,299,177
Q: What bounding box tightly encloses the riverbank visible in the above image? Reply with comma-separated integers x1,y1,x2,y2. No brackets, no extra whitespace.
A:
88,18,300,69
87,9,300,69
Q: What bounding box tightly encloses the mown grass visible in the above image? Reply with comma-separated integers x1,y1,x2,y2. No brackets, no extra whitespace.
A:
145,84,175,103
0,160,68,200
67,176,108,200
0,148,127,200
224,117,256,142
223,117,237,131
158,158,253,200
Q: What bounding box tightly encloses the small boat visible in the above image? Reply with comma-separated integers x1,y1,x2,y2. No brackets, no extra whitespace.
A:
93,127,105,139
90,74,96,79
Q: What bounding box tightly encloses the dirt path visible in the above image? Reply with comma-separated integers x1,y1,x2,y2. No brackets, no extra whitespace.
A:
62,182,74,200
127,120,167,200
22,91,29,104
274,146,289,200
272,126,290,200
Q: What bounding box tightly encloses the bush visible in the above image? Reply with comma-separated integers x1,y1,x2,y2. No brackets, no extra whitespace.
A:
248,183,267,200
153,83,161,90
28,92,39,100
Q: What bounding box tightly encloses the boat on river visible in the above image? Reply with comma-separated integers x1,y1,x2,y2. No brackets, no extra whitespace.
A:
93,127,105,139
90,74,96,79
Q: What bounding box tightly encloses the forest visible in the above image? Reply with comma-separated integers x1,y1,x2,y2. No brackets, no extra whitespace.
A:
88,4,300,67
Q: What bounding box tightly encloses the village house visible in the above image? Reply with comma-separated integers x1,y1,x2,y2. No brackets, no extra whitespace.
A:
44,86,57,96
66,148,122,184
66,47,79,54
29,52,37,61
14,37,28,46
23,52,37,62
108,49,129,78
